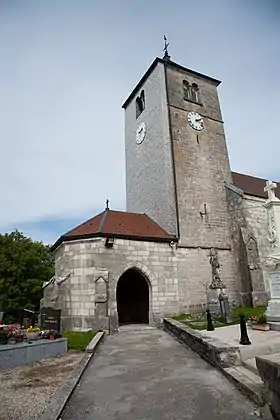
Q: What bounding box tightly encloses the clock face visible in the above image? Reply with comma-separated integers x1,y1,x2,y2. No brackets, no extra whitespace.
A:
187,111,204,131
136,122,147,144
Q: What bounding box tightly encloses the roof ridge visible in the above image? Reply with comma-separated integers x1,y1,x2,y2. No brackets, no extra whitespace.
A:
99,209,109,233
64,211,104,236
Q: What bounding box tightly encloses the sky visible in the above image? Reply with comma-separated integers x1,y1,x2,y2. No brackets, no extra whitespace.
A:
0,0,279,244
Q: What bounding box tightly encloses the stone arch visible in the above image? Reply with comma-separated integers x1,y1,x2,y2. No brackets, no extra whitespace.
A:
119,261,156,286
116,263,155,326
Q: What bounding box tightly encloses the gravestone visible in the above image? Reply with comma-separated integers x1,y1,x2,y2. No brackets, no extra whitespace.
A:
267,271,280,322
40,307,61,332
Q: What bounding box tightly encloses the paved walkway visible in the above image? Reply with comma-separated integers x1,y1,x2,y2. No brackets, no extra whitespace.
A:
61,326,265,420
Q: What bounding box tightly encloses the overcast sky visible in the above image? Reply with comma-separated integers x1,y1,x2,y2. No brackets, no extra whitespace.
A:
1,0,279,244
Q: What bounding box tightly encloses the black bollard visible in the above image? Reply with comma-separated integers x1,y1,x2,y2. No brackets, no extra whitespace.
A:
206,309,215,331
239,314,251,345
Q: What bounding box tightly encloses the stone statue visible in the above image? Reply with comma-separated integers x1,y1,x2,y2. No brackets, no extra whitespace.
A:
267,212,278,248
209,248,226,290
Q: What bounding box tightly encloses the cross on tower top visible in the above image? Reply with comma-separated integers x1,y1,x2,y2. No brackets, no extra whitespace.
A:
163,35,170,60
264,180,278,201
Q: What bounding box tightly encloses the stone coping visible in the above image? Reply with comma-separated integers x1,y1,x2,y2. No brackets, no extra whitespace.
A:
164,318,241,368
0,338,66,352
41,331,105,420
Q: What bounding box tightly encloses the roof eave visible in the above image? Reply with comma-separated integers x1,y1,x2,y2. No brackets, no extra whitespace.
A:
51,231,178,252
122,57,221,109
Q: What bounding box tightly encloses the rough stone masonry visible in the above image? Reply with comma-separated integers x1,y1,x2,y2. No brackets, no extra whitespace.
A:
42,54,276,332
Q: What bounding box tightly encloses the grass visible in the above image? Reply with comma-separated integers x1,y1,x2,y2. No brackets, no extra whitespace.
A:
63,330,96,351
172,306,267,331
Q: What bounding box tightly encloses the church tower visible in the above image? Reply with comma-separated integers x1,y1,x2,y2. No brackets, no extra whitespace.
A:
122,53,232,250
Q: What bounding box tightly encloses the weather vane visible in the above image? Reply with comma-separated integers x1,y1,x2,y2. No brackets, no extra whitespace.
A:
163,35,170,58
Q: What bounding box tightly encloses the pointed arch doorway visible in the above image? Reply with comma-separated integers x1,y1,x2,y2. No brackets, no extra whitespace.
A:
117,268,150,325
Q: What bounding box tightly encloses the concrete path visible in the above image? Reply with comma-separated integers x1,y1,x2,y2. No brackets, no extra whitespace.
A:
61,326,266,420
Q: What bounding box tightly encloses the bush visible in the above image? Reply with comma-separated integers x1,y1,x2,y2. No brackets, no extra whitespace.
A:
63,330,96,351
232,306,266,321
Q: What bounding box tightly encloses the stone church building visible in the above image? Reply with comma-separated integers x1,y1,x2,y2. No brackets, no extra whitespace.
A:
42,53,280,332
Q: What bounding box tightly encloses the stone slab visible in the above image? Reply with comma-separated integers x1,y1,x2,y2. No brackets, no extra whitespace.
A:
224,365,266,406
242,357,258,376
41,331,105,420
267,299,280,322
201,323,280,361
0,338,67,370
86,331,105,353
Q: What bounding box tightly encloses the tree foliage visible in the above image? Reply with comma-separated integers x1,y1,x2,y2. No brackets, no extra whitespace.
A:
0,230,54,312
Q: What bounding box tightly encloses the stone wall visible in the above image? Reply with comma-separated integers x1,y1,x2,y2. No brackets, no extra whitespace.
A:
125,61,178,236
42,236,243,332
226,184,269,306
164,318,241,368
166,64,233,248
243,194,271,292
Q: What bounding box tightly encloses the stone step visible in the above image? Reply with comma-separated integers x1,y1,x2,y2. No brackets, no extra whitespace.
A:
269,322,280,332
223,365,265,407
242,358,259,376
239,339,280,361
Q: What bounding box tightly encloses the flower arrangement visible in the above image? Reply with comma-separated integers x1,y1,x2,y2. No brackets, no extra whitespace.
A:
39,329,58,340
26,326,40,341
27,326,40,333
249,313,269,331
249,313,267,325
0,327,10,344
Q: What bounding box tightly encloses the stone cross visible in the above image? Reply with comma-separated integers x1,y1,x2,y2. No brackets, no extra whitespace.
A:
264,180,278,201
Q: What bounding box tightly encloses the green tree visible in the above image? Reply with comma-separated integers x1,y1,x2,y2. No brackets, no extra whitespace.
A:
0,230,54,312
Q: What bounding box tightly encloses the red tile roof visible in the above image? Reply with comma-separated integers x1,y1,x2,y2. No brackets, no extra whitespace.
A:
51,172,280,251
51,210,176,250
231,172,280,199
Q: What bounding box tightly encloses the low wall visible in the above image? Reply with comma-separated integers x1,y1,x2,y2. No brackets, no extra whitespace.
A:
164,318,241,368
0,338,67,370
256,354,280,419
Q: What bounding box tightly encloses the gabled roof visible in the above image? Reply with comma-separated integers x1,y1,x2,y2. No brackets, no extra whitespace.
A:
51,209,176,251
231,171,280,199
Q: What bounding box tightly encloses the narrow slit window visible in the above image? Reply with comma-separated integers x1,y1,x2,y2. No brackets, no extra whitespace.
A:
136,90,145,118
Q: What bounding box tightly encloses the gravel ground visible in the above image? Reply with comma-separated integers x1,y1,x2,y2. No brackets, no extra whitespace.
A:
0,351,83,420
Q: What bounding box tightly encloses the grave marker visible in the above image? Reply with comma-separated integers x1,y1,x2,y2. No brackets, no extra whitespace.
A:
40,307,61,332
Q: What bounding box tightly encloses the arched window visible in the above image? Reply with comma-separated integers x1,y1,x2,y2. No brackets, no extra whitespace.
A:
136,90,145,118
183,80,201,104
190,83,200,103
183,80,190,101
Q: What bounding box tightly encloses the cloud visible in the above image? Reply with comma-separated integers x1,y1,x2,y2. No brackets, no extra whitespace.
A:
13,214,94,245
0,0,279,241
